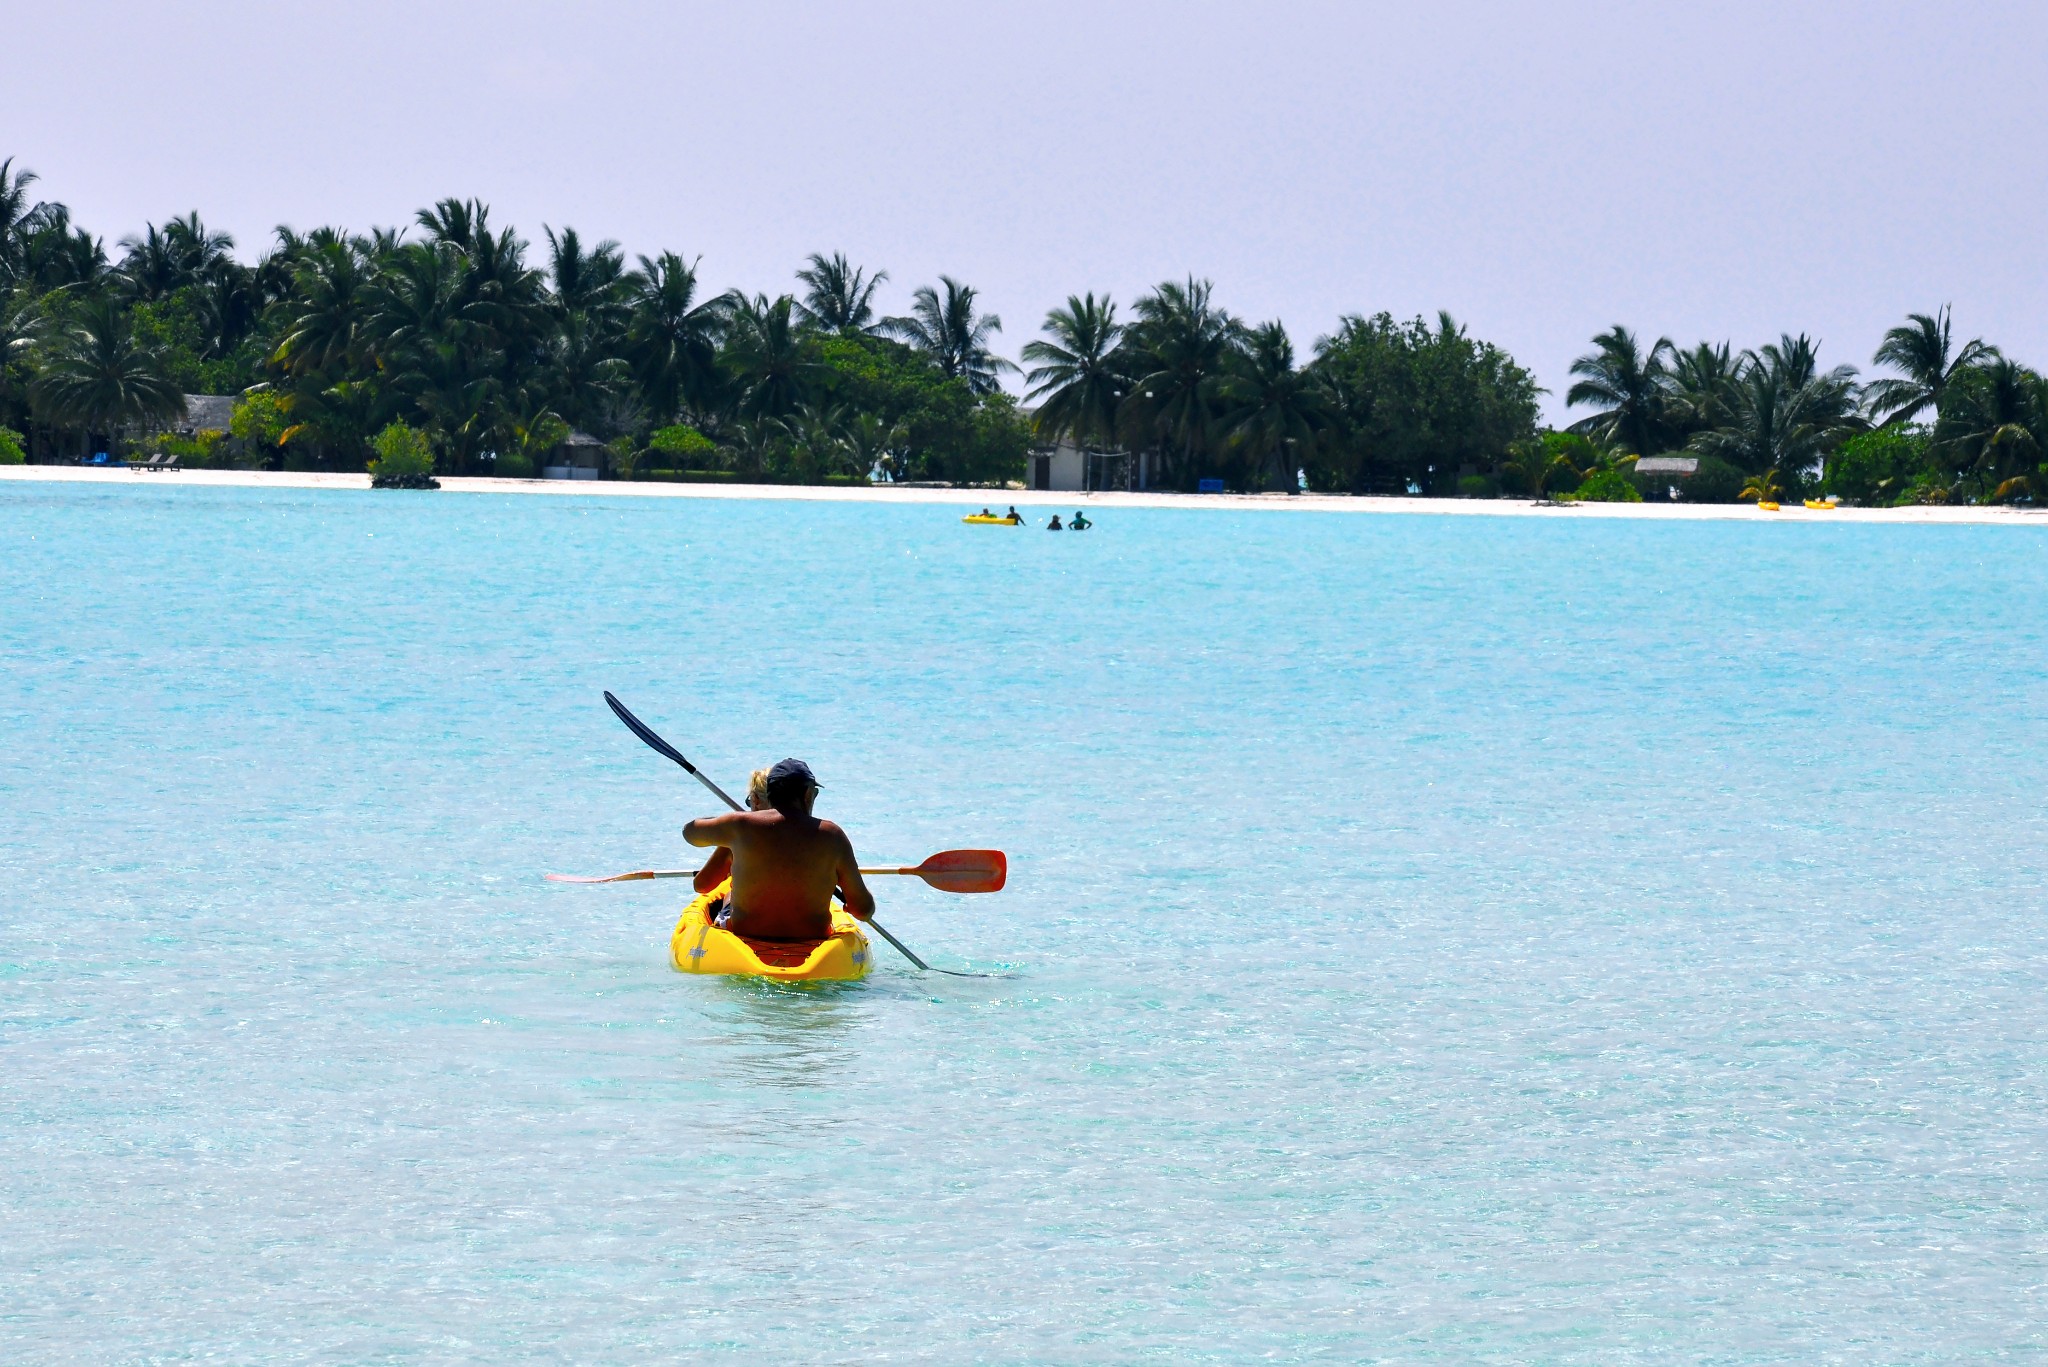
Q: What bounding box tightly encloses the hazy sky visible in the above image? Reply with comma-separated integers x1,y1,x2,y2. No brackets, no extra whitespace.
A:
11,1,2046,421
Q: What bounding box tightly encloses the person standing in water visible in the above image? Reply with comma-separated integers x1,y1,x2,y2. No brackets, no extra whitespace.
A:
1069,510,1092,530
684,759,876,941
1047,514,1064,530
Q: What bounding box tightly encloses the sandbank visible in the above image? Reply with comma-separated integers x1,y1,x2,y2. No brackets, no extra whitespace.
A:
3,463,2042,526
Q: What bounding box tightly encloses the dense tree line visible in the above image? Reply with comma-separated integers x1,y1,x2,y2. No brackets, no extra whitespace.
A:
0,155,1543,490
1562,312,2047,505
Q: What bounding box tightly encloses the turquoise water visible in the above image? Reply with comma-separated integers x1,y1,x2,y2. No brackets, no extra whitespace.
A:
4,481,2046,1363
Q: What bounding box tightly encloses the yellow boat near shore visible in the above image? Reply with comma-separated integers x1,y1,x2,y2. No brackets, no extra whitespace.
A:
670,880,870,982
963,514,1021,525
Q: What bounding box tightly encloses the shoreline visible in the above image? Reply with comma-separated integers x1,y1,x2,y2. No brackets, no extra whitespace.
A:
4,464,2043,525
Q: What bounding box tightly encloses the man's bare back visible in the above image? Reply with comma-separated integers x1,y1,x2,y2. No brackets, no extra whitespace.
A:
683,761,874,942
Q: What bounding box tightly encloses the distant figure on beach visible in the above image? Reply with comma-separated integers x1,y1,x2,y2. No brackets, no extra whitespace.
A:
1069,510,1092,530
1297,468,1308,494
1047,515,1064,530
684,759,875,942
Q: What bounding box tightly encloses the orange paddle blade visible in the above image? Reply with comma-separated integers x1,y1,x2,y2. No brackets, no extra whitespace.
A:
861,849,1006,894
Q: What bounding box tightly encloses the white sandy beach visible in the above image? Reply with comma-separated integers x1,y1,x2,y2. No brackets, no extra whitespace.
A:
4,462,2042,526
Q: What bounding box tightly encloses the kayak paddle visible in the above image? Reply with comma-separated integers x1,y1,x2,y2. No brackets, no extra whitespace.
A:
863,849,1006,894
601,691,997,978
548,849,1007,893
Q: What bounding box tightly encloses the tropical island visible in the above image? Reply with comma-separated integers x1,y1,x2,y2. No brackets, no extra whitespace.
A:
0,154,2039,507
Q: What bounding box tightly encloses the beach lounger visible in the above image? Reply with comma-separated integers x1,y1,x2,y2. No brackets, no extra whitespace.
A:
130,454,167,472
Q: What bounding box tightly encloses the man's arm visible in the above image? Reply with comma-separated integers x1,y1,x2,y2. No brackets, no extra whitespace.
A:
830,824,877,921
683,811,745,849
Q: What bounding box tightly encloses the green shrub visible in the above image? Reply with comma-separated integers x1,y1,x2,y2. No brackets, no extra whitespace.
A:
494,451,535,479
1826,426,1931,506
230,391,290,447
1456,474,1495,498
370,422,438,488
608,435,638,481
647,424,716,461
0,426,24,464
147,429,229,467
1682,455,1747,503
1569,468,1642,502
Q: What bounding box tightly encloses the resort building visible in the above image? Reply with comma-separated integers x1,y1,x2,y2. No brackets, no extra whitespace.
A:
543,431,608,480
1022,412,1153,492
175,394,237,435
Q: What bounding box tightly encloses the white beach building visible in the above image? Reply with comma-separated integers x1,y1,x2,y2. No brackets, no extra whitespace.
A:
1022,410,1153,492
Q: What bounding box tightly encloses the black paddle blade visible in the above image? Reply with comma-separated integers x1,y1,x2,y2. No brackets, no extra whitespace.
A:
604,691,695,773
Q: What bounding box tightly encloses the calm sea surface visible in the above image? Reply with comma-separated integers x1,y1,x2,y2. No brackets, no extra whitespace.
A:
3,481,2045,1363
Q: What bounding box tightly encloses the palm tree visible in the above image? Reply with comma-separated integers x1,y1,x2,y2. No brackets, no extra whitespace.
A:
1499,438,1580,502
794,253,887,335
1218,321,1329,489
1022,293,1124,449
1663,341,1741,444
1692,336,1860,485
778,399,852,481
723,293,816,420
544,226,629,325
1567,326,1672,455
163,213,233,271
1936,359,2045,501
842,410,906,482
1739,468,1783,504
118,214,233,301
0,158,38,288
272,239,374,376
416,198,484,251
17,204,109,294
625,252,727,422
1119,277,1241,487
884,275,1014,394
1866,307,1996,427
29,300,186,447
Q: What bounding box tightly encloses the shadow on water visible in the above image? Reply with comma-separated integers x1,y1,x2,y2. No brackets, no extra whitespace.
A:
686,977,869,1091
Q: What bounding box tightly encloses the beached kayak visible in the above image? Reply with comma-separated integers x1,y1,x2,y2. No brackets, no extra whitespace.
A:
962,514,1021,525
669,879,870,982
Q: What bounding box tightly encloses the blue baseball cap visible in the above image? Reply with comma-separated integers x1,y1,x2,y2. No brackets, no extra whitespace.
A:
765,758,819,807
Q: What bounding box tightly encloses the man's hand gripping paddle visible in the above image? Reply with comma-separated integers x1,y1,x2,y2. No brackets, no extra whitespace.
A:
592,691,1001,977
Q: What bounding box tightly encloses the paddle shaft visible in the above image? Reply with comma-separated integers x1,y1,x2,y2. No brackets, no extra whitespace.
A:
605,693,985,977
553,866,985,884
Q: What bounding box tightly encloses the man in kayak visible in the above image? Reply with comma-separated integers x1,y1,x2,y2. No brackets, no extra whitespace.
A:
684,758,876,942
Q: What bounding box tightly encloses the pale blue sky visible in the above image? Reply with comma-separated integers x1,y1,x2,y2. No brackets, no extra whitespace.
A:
11,0,2046,421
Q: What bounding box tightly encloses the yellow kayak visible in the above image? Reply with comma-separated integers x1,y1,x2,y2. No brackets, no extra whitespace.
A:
669,880,870,982
1803,499,1836,510
962,514,1021,525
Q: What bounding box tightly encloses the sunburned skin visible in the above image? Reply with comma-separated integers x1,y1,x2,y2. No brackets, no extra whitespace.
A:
683,796,876,943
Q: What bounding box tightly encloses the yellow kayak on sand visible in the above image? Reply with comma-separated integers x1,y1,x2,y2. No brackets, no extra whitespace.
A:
1803,499,1836,510
670,879,870,982
962,514,1021,525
